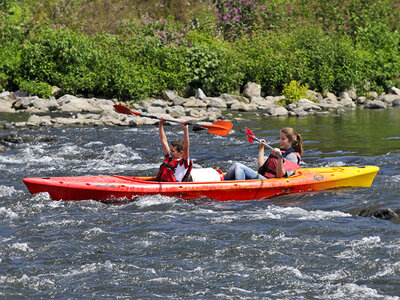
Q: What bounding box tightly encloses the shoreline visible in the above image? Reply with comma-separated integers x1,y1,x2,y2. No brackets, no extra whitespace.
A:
1,83,400,129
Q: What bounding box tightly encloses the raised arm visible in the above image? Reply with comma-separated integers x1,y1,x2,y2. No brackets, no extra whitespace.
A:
159,118,170,155
182,122,189,160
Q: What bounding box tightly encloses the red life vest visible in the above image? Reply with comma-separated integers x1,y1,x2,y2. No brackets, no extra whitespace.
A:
155,154,193,182
258,148,301,178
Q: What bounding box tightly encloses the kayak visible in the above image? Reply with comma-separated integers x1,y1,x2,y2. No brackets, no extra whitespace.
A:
23,166,379,202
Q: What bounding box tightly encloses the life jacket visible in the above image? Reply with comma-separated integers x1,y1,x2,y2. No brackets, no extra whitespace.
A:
258,147,301,178
155,154,193,182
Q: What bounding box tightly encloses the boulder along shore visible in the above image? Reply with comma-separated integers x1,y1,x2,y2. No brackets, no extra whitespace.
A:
1,82,400,129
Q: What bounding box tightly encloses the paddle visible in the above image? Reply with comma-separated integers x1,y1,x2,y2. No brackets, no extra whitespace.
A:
245,127,301,171
113,104,233,136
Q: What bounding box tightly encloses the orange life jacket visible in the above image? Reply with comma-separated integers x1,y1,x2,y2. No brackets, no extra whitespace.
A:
155,154,193,182
258,148,301,178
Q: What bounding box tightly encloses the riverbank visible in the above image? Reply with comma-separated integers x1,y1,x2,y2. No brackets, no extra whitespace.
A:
1,82,400,129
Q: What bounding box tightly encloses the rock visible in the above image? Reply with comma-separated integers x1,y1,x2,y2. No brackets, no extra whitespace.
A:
366,91,378,99
250,97,275,110
220,93,249,103
13,90,28,98
167,105,186,118
26,115,52,126
207,97,227,109
147,106,165,114
182,97,207,108
356,96,367,105
388,86,400,95
0,146,5,152
46,97,60,111
325,92,337,102
162,89,178,101
365,100,387,109
150,99,168,108
0,91,10,97
306,90,323,102
230,100,249,111
346,88,357,100
393,99,400,106
266,105,289,116
172,96,186,106
195,88,207,100
0,95,15,112
243,82,261,98
287,99,322,112
51,86,62,97
339,97,356,108
378,94,400,106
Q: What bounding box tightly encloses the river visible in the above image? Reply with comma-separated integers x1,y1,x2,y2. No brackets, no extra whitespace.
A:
1,108,399,299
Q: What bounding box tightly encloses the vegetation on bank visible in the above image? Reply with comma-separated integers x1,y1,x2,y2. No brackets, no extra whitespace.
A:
1,0,400,101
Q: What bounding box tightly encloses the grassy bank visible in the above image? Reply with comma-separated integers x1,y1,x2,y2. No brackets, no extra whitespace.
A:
1,0,400,101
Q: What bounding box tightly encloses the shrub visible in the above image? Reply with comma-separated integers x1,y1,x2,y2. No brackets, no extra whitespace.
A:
184,40,245,96
19,80,52,98
215,0,266,40
280,80,310,106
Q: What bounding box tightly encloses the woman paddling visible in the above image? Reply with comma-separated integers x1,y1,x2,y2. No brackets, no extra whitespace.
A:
155,118,193,182
224,127,303,180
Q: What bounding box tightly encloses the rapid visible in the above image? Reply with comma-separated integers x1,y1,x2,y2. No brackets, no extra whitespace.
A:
1,108,399,299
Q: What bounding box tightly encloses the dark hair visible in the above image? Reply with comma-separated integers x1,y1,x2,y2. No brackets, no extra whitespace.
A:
281,127,303,154
171,139,184,152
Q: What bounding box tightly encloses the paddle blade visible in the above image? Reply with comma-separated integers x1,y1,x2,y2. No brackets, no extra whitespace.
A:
202,120,233,136
113,105,141,116
246,127,256,143
283,159,301,171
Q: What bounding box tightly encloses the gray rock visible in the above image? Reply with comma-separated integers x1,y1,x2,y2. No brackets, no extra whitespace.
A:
26,115,52,126
207,97,227,108
167,105,186,118
365,100,387,109
392,98,400,106
388,86,400,95
356,96,367,105
147,106,165,114
172,96,186,106
0,96,15,112
378,94,400,106
182,97,207,108
287,99,322,112
195,88,207,100
150,99,168,108
243,82,261,98
163,89,178,101
325,92,338,102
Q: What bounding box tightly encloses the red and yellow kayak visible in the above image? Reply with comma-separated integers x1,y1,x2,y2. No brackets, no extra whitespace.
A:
23,166,379,202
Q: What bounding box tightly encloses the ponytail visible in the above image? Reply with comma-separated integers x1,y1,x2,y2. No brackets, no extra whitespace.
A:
281,127,303,155
293,133,303,154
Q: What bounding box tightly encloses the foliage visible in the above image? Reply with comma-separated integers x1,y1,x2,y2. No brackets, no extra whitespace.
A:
280,80,310,106
0,0,400,101
19,80,52,98
215,0,266,40
184,40,245,95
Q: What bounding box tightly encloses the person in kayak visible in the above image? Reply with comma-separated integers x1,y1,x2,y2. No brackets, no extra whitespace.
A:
155,117,193,182
224,127,303,180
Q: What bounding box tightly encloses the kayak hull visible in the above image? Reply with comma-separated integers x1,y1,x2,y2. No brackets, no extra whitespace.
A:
23,166,379,202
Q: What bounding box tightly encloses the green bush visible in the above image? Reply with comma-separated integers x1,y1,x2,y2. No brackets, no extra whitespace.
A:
184,40,245,96
19,80,52,98
280,80,310,106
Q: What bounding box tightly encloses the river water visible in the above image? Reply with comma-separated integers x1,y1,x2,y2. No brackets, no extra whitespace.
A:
1,108,399,299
